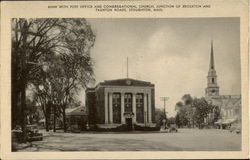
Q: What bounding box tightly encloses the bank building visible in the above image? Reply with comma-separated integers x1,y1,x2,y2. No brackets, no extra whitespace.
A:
86,78,156,129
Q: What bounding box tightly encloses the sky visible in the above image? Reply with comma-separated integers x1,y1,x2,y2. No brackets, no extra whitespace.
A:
78,18,241,117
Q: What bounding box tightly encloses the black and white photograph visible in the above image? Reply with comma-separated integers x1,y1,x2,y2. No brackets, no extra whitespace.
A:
11,17,242,152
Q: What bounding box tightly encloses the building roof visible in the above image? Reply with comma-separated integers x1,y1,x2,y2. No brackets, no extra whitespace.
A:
99,78,154,87
66,107,86,116
210,95,241,109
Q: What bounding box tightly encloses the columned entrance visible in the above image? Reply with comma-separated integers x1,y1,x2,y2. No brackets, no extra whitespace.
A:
104,88,152,125
86,78,156,129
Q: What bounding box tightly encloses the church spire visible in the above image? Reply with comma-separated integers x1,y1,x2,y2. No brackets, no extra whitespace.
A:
209,40,215,70
206,40,219,98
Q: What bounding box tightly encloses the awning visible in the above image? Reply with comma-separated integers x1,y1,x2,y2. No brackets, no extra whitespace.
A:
215,119,223,124
38,119,45,123
222,118,237,124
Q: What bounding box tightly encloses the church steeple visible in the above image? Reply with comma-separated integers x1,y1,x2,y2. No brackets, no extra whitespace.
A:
205,40,219,98
209,40,215,70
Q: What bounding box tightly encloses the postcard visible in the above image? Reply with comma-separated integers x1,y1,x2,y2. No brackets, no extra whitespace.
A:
0,0,248,159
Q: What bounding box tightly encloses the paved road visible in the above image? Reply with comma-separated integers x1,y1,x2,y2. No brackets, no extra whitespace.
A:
18,129,241,151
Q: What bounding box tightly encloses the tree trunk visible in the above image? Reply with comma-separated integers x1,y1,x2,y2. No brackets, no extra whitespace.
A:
20,82,27,142
20,20,29,143
53,106,56,132
62,108,67,132
45,116,49,132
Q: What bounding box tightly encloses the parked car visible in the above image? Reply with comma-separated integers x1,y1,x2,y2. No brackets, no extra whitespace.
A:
12,126,23,149
26,124,43,141
229,124,241,134
168,124,178,133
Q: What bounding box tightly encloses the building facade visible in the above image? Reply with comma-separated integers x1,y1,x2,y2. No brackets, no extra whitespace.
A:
205,41,241,128
86,78,156,129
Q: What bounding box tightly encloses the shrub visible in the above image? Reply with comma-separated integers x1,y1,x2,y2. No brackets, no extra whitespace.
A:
91,124,161,132
134,124,160,131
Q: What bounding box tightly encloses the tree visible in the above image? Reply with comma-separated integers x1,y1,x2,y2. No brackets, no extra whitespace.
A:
167,117,176,125
12,18,96,137
192,98,211,129
44,19,95,132
182,94,193,105
175,97,194,128
12,18,64,140
175,101,184,112
155,108,165,126
208,104,220,125
33,83,53,132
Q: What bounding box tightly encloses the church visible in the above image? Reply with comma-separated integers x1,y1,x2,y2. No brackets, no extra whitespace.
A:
205,41,241,129
86,78,156,129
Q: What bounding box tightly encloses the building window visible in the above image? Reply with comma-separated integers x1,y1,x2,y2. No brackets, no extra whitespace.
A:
113,93,120,108
124,93,132,112
136,94,143,107
136,93,144,123
112,93,121,123
212,78,214,83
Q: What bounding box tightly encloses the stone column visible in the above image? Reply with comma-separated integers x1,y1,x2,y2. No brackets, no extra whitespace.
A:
148,92,152,123
121,92,125,124
143,93,148,123
109,92,113,124
132,93,136,123
104,91,108,124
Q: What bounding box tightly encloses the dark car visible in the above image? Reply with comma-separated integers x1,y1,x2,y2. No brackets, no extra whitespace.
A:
229,124,241,134
168,124,178,133
26,125,43,141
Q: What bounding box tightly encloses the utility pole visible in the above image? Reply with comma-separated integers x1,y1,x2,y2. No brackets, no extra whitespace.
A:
160,97,169,129
160,97,169,119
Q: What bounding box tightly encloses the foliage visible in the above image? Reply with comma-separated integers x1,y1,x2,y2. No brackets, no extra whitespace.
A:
192,98,210,128
11,18,96,133
175,94,220,128
155,108,165,126
167,117,176,125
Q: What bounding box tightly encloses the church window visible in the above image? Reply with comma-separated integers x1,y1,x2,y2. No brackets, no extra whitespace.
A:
212,78,214,83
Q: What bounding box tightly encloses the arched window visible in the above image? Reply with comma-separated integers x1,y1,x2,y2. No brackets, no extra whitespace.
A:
212,78,214,83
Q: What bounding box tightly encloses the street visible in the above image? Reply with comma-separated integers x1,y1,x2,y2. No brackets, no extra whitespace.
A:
17,128,241,151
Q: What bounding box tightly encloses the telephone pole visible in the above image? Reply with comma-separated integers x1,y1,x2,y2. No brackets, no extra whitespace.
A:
160,97,169,119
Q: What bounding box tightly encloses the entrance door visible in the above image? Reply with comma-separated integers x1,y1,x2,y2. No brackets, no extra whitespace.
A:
125,118,133,131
